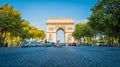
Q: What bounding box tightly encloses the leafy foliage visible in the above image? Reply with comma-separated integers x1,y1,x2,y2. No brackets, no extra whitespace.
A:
0,3,46,46
72,23,93,44
88,0,120,45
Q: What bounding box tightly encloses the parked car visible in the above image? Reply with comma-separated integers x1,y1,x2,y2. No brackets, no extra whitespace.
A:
71,42,76,46
51,42,55,46
67,43,71,46
45,42,51,47
30,41,37,47
45,42,55,47
96,42,104,46
36,42,42,47
61,43,66,46
21,41,30,48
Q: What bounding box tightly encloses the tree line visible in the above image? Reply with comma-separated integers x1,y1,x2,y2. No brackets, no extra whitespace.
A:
73,0,120,46
0,3,46,47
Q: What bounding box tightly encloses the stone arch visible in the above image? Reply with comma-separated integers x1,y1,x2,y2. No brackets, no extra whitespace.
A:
56,27,65,43
56,27,65,32
46,18,74,43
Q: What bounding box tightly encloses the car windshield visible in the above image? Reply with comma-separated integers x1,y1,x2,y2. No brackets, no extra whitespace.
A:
23,42,29,44
37,42,41,44
47,42,50,43
51,42,54,44
31,42,36,44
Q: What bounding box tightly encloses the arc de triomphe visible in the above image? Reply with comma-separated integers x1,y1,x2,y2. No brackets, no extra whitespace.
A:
46,18,74,43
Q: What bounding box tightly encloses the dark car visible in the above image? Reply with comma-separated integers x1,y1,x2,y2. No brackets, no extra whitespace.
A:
71,42,76,46
45,42,55,47
51,42,55,46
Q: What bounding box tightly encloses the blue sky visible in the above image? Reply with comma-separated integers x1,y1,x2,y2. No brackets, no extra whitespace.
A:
0,0,98,42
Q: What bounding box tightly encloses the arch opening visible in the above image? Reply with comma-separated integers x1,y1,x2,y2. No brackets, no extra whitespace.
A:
56,28,65,43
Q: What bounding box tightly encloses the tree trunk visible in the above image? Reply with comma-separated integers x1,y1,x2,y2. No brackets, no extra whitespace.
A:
83,36,86,45
2,31,7,46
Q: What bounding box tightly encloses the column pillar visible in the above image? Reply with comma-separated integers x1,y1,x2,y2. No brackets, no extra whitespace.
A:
52,32,56,43
65,33,68,43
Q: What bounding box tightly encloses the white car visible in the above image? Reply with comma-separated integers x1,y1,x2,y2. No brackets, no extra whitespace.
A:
30,41,37,47
21,41,30,48
36,42,42,47
96,42,104,46
45,42,53,47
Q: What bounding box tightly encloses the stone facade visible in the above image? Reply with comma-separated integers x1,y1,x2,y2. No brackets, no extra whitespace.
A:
46,18,74,43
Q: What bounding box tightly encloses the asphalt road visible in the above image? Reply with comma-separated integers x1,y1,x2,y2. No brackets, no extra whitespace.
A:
0,46,120,67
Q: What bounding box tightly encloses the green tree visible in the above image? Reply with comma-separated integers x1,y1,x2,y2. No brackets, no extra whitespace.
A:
29,25,46,41
0,3,23,46
88,0,120,45
73,23,93,44
0,3,46,46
